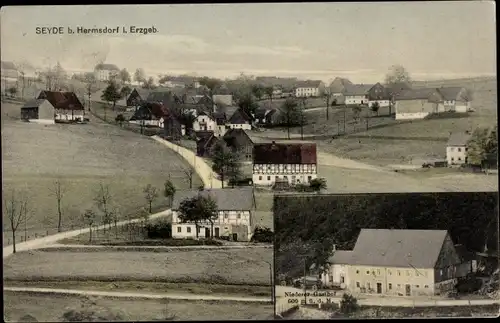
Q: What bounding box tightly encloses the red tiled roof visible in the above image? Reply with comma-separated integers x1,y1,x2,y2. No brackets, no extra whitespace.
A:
37,90,84,110
253,142,317,164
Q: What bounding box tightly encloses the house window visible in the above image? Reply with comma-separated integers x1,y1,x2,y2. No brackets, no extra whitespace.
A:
267,176,271,181
397,284,401,288
259,176,262,181
458,148,462,152
458,157,462,161
388,283,392,290
366,271,370,275
224,212,229,219
388,270,392,275
451,157,455,161
308,176,312,182
450,147,454,152
187,227,191,233
465,148,468,152
424,285,429,288
440,269,443,276
377,269,380,275
177,227,182,233
415,285,420,288
356,282,360,288
356,270,359,274
367,282,371,290
397,270,401,276
237,213,241,219
406,270,411,276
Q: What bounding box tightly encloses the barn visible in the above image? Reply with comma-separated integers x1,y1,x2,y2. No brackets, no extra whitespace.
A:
394,88,443,120
20,99,55,124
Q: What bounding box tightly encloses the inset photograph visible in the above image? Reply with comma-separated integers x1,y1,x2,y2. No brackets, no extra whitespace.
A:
274,192,499,319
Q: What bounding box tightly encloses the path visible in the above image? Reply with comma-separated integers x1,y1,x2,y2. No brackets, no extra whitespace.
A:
2,210,171,259
3,287,271,304
151,135,223,189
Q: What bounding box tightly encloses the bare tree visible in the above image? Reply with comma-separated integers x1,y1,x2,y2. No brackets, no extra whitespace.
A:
82,209,97,243
4,190,32,253
111,206,120,239
16,63,27,100
182,167,195,189
83,72,98,110
49,179,66,232
94,183,112,232
143,184,159,214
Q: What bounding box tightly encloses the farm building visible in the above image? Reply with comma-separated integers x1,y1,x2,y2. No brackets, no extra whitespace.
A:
126,88,152,107
294,80,325,98
344,84,374,105
437,87,472,113
37,90,85,122
446,131,472,167
227,108,252,130
320,229,467,297
252,141,317,186
195,131,219,157
393,88,443,120
366,83,391,108
223,128,254,162
171,188,255,241
20,99,55,124
329,77,353,105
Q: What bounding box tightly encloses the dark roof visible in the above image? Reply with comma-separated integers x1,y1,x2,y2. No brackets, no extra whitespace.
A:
327,251,354,264
253,142,317,164
223,128,253,144
348,229,449,268
295,80,323,88
385,82,412,96
447,132,472,146
146,90,176,105
228,109,252,124
437,87,467,101
37,90,84,110
94,63,119,71
22,99,49,109
394,88,437,100
213,112,227,125
1,61,17,70
454,244,475,262
172,188,255,210
133,88,152,99
344,84,374,96
195,130,215,141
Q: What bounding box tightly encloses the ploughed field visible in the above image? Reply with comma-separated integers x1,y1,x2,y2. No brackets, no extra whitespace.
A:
1,102,202,241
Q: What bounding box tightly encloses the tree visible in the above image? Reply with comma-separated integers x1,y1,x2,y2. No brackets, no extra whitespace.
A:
115,114,125,127
16,63,27,99
82,209,97,243
251,84,265,101
323,88,332,120
101,80,121,111
182,167,195,189
340,293,359,315
467,127,490,166
143,77,156,89
4,190,31,253
264,86,274,107
94,183,112,232
486,125,498,157
370,101,380,116
7,86,17,97
198,76,222,111
118,68,131,85
237,93,259,119
211,141,241,188
164,179,176,206
351,105,362,122
49,179,65,232
177,195,218,239
279,98,304,139
385,65,411,85
309,178,327,193
83,72,98,110
134,68,146,85
178,110,196,131
120,85,132,99
143,184,159,213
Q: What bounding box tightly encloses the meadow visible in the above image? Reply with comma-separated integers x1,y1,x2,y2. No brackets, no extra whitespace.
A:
1,102,202,242
3,291,274,321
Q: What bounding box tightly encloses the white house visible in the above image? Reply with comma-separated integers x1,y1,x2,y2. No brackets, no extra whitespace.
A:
446,132,472,167
366,83,391,108
252,141,318,186
294,80,325,98
344,84,373,105
171,188,255,242
393,88,443,120
20,99,55,124
193,112,217,132
320,248,353,289
94,63,120,82
37,90,85,122
227,108,252,130
437,87,472,113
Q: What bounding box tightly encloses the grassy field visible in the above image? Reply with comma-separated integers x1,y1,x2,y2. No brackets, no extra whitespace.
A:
3,291,274,321
2,102,202,242
3,248,273,285
258,97,326,110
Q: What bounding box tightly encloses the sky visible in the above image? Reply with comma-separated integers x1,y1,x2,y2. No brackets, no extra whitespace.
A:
0,2,496,83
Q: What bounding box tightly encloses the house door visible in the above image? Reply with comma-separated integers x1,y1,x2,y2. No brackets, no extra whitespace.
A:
232,233,238,241
205,228,210,238
405,284,411,296
214,227,220,238
376,283,382,294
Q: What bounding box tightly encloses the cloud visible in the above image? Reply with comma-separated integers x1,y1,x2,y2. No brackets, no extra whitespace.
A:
225,45,311,57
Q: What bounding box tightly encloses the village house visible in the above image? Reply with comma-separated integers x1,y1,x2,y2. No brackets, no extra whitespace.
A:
195,131,219,157
446,131,472,167
252,141,317,186
320,229,466,297
193,111,217,132
171,188,255,241
227,108,252,130
37,90,85,121
126,88,152,107
393,88,443,120
366,83,391,108
223,128,254,162
437,87,472,113
20,99,56,124
294,80,325,98
328,77,354,105
344,84,374,105
94,63,120,82
254,108,274,125
129,102,167,127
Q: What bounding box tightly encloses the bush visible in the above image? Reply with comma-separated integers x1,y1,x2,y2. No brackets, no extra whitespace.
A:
340,293,359,315
251,226,274,243
145,222,172,239
294,184,311,192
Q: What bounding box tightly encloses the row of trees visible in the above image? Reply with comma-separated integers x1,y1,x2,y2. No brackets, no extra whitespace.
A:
467,125,498,167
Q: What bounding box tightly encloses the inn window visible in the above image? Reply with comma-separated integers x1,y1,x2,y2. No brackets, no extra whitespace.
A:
397,270,401,276
377,269,380,275
458,148,462,152
356,270,360,274
267,176,271,181
356,282,360,288
366,271,370,275
415,285,420,288
224,212,229,219
424,285,429,288
388,283,392,290
237,213,241,219
177,227,182,233
259,176,262,181
187,227,191,233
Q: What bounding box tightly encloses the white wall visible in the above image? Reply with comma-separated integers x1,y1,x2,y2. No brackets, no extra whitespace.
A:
368,100,390,108
395,112,430,120
228,123,252,130
55,111,85,121
321,264,350,288
295,87,319,97
446,146,468,166
29,119,55,124
193,115,216,132
253,163,318,186
455,104,468,113
345,95,368,105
